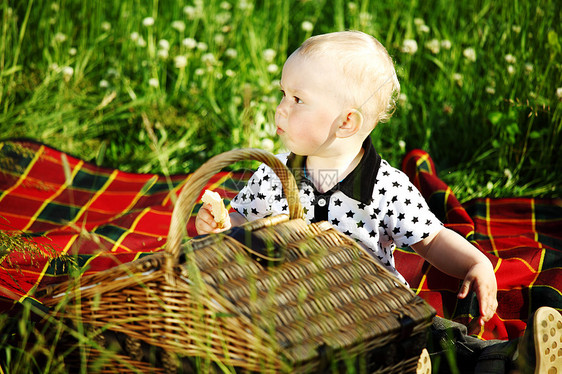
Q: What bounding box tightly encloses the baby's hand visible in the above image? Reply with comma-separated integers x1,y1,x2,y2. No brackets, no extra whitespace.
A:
195,203,231,235
457,261,498,326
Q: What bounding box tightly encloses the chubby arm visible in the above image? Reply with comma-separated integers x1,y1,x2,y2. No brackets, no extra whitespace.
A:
411,227,498,325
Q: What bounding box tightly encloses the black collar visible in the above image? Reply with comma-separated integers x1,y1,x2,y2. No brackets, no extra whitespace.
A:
286,137,381,205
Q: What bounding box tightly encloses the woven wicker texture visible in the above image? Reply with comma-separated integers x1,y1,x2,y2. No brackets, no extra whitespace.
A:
39,148,435,373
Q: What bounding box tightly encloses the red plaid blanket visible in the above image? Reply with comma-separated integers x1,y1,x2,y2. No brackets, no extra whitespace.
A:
1,140,560,341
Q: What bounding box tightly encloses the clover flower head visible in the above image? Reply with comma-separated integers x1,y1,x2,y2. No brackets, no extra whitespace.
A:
441,39,452,50
301,21,314,32
174,55,188,69
62,66,74,81
463,47,476,62
504,54,516,64
263,48,276,63
182,38,197,49
172,20,186,32
148,78,159,88
101,21,111,31
401,39,418,54
225,48,238,59
425,39,440,54
54,32,67,43
142,17,155,27
157,49,169,60
158,39,170,50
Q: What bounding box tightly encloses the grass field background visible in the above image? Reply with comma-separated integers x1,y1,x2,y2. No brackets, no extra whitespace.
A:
0,0,561,372
1,0,560,202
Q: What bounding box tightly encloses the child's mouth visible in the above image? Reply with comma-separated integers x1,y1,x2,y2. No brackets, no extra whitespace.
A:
276,127,285,135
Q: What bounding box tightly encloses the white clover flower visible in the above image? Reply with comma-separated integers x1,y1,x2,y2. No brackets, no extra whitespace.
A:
414,18,425,27
267,64,279,73
130,31,140,42
398,93,408,106
504,168,513,180
62,66,74,81
107,68,119,77
195,68,205,76
453,73,463,86
463,47,476,62
99,79,109,88
238,0,253,10
197,42,208,51
171,20,186,32
419,24,430,33
157,49,169,60
214,33,225,45
507,65,515,75
182,37,197,49
216,12,231,25
201,53,216,65
49,63,60,71
348,2,358,11
359,12,372,24
261,138,275,152
101,21,111,31
142,17,155,27
68,47,77,56
398,140,406,151
556,87,562,101
401,39,418,54
485,86,495,94
425,39,440,54
441,39,452,50
51,3,60,12
148,78,159,88
512,25,521,33
220,1,232,10
504,54,516,64
136,36,147,47
525,63,533,73
225,69,235,77
225,48,238,58
183,5,196,19
486,181,494,190
54,32,67,43
263,48,276,63
174,55,188,69
301,21,314,32
158,39,170,50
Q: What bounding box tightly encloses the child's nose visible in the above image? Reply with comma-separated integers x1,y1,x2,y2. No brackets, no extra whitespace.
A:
276,99,288,117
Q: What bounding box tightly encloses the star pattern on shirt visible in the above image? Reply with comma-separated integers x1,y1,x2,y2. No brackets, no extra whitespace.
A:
230,156,442,286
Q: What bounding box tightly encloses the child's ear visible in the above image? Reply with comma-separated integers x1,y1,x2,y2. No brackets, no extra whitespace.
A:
336,109,364,138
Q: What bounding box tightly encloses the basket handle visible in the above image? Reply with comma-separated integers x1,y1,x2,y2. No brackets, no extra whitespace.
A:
164,148,304,274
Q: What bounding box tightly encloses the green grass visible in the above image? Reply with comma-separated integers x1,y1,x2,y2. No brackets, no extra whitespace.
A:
0,0,560,201
0,0,561,372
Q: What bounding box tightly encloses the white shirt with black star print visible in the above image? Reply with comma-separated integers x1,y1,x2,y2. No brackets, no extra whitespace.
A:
230,140,443,285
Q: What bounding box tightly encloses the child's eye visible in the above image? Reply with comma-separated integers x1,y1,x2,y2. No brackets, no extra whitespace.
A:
280,89,286,97
294,97,303,104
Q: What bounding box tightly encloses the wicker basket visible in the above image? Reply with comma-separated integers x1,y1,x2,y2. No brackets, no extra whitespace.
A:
38,148,436,373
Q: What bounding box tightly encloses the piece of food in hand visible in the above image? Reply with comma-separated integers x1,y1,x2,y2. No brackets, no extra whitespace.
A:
201,190,228,229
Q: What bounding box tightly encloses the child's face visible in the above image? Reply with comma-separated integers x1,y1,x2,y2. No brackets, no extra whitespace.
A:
275,53,345,157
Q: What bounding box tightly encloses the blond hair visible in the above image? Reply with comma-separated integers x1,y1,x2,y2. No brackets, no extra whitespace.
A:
294,30,400,130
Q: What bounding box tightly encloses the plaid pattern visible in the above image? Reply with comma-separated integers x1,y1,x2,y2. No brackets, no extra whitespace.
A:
1,141,560,341
0,140,249,311
397,149,562,340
